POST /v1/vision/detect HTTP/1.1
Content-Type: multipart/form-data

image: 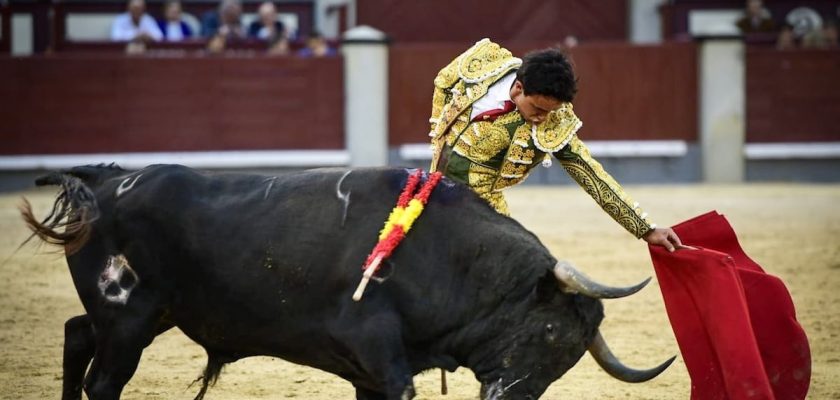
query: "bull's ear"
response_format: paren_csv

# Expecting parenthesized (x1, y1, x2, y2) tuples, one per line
(535, 270, 558, 303)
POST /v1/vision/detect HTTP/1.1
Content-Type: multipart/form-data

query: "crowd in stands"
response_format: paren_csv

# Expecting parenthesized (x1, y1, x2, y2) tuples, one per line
(97, 0, 840, 56)
(735, 0, 838, 49)
(108, 0, 335, 57)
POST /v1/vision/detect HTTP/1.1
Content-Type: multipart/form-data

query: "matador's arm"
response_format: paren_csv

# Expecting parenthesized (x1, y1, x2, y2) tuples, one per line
(553, 137, 655, 238)
(428, 53, 461, 135)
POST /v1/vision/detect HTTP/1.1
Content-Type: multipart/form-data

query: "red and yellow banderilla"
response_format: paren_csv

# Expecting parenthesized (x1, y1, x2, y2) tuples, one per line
(352, 170, 442, 301)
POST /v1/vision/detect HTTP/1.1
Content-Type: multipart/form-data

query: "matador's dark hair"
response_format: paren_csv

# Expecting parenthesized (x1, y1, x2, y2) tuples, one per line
(516, 48, 578, 102)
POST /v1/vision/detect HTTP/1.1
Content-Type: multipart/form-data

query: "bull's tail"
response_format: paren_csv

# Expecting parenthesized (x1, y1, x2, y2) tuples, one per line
(20, 170, 102, 255)
(190, 352, 229, 400)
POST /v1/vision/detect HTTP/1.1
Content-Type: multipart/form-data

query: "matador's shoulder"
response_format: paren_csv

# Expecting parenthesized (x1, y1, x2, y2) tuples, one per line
(533, 103, 583, 153)
(433, 38, 522, 89)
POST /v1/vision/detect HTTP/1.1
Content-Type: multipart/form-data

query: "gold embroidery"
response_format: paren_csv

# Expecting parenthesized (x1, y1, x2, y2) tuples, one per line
(447, 117, 470, 147)
(462, 122, 510, 164)
(533, 103, 582, 153)
(467, 163, 498, 195)
(457, 39, 522, 84)
(492, 123, 540, 191)
(558, 137, 653, 238)
(495, 110, 522, 126)
(499, 162, 527, 178)
(478, 191, 510, 215)
(507, 145, 536, 164)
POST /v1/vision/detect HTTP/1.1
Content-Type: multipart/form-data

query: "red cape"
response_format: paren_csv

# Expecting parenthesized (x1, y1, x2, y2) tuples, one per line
(649, 211, 810, 400)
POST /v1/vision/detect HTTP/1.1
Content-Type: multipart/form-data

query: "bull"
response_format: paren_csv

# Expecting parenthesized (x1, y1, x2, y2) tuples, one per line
(22, 164, 674, 400)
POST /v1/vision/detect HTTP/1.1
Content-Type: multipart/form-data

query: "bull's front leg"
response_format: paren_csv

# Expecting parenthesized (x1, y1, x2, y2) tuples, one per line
(333, 311, 416, 400)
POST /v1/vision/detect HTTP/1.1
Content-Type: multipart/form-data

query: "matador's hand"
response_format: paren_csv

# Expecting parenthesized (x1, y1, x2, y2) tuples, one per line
(643, 227, 687, 252)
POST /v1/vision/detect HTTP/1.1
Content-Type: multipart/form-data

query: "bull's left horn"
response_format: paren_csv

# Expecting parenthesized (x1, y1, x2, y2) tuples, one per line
(588, 330, 676, 383)
(552, 261, 650, 299)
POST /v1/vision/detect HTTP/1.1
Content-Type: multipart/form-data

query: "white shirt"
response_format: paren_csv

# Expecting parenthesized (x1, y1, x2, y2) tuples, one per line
(165, 21, 184, 42)
(110, 13, 163, 42)
(469, 72, 517, 121)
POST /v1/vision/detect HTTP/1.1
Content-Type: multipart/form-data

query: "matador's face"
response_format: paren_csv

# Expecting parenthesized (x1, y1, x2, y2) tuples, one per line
(509, 80, 563, 125)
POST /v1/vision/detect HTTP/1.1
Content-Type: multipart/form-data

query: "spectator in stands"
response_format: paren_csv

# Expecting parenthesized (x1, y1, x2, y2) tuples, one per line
(297, 31, 336, 57)
(111, 0, 163, 42)
(777, 23, 797, 49)
(248, 2, 286, 42)
(803, 19, 839, 48)
(206, 34, 227, 54)
(157, 0, 193, 42)
(267, 35, 290, 56)
(201, 0, 245, 40)
(736, 0, 775, 34)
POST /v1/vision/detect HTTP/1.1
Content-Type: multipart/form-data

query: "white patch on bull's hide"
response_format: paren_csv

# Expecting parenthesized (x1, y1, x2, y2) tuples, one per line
(482, 373, 530, 400)
(97, 254, 139, 305)
(116, 174, 143, 197)
(335, 170, 353, 227)
(264, 176, 277, 199)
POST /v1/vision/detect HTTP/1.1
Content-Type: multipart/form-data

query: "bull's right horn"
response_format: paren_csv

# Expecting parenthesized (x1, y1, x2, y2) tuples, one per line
(588, 330, 676, 383)
(552, 261, 650, 299)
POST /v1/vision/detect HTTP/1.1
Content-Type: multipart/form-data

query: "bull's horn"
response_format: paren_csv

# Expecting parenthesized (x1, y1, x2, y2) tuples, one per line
(588, 330, 676, 383)
(552, 261, 650, 299)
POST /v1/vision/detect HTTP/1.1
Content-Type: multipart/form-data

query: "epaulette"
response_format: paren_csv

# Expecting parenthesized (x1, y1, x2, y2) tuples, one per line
(434, 38, 521, 89)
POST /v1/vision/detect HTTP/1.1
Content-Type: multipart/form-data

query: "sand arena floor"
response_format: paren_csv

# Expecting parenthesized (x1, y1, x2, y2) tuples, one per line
(1, 183, 838, 399)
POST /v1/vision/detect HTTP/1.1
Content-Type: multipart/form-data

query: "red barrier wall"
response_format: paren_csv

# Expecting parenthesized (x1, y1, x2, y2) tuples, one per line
(389, 42, 699, 145)
(0, 55, 344, 154)
(746, 48, 840, 142)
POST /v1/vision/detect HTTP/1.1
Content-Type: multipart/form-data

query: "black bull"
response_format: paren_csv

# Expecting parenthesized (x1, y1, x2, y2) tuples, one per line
(22, 164, 674, 400)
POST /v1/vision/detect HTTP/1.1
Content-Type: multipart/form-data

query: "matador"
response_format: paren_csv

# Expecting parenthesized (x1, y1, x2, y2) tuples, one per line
(428, 39, 682, 249)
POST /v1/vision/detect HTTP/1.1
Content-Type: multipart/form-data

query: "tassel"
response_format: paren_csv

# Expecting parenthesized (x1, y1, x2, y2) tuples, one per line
(542, 155, 552, 168)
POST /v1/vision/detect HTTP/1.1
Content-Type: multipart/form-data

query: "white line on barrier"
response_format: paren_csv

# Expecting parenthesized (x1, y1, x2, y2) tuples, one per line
(0, 150, 351, 170)
(399, 140, 689, 161)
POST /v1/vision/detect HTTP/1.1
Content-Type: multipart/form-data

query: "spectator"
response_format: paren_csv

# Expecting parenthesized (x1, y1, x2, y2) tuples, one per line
(111, 0, 163, 42)
(776, 23, 797, 49)
(206, 34, 227, 54)
(803, 19, 839, 48)
(248, 2, 286, 42)
(736, 0, 775, 34)
(267, 35, 290, 56)
(157, 0, 193, 42)
(201, 0, 245, 40)
(297, 32, 336, 57)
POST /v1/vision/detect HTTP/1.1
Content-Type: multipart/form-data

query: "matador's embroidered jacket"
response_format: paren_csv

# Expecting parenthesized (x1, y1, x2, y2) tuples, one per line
(429, 39, 655, 238)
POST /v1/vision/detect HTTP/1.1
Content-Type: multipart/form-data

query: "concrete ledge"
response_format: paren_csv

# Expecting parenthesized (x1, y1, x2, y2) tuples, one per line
(745, 142, 840, 160)
(0, 150, 351, 170)
(399, 140, 689, 161)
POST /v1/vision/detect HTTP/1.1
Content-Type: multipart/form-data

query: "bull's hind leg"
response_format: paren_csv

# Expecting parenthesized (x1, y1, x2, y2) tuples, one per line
(335, 312, 416, 400)
(82, 305, 164, 400)
(62, 315, 95, 400)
